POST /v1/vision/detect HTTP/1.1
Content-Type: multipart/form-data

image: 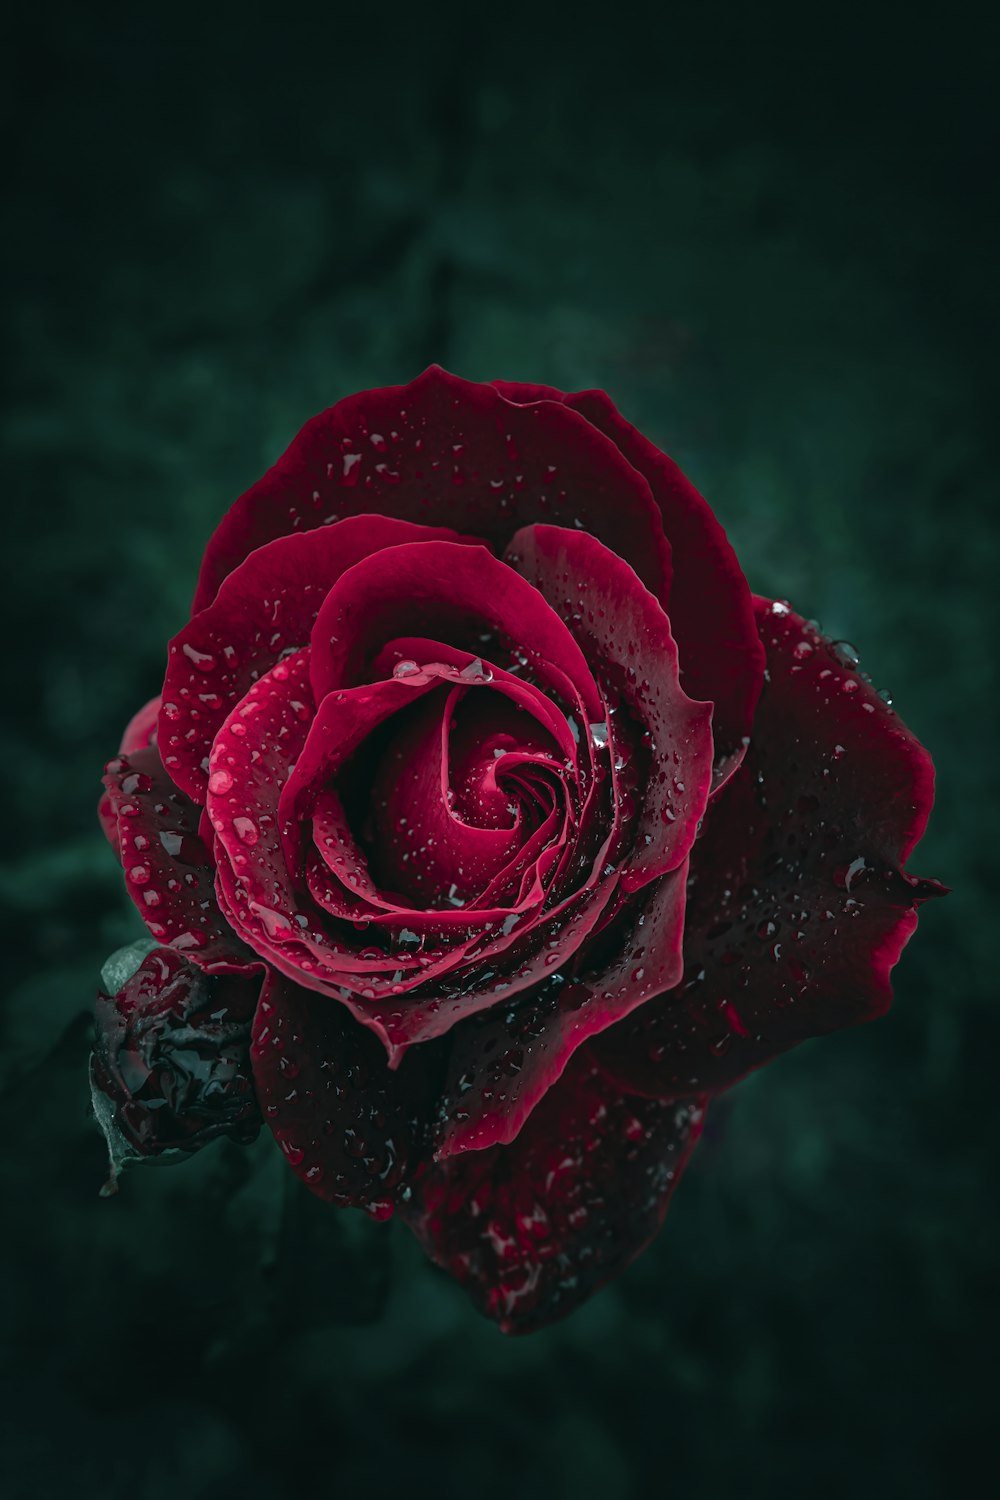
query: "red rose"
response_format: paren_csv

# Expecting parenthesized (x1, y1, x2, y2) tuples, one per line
(96, 367, 942, 1331)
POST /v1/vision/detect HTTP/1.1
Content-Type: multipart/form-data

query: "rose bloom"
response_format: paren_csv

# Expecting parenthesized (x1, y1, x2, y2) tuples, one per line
(96, 367, 942, 1332)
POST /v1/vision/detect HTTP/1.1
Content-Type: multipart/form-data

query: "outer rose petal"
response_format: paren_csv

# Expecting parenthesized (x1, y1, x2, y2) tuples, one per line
(401, 1047, 707, 1334)
(120, 696, 162, 754)
(250, 969, 429, 1220)
(192, 366, 671, 616)
(494, 379, 765, 784)
(98, 696, 164, 851)
(102, 745, 257, 973)
(431, 860, 689, 1158)
(593, 599, 944, 1099)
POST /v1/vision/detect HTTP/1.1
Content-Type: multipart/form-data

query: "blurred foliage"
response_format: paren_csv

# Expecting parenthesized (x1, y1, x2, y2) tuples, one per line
(1, 3, 995, 1497)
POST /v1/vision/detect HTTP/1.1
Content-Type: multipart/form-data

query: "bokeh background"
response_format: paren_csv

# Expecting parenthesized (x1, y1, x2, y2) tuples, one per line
(2, 4, 996, 1497)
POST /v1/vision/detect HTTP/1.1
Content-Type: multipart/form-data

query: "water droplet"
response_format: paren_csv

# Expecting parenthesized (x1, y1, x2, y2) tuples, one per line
(233, 816, 258, 845)
(209, 768, 234, 795)
(460, 657, 494, 683)
(182, 642, 217, 673)
(392, 659, 421, 678)
(832, 640, 860, 668)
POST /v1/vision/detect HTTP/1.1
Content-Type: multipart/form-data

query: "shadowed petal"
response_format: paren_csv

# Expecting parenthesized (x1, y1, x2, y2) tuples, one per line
(593, 598, 943, 1099)
(402, 1047, 706, 1334)
(431, 861, 689, 1158)
(193, 366, 671, 616)
(250, 969, 430, 1220)
(493, 379, 764, 784)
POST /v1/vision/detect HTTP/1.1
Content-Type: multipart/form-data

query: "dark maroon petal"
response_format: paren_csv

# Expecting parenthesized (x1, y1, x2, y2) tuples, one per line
(161, 515, 473, 804)
(505, 524, 714, 889)
(432, 861, 689, 1158)
(309, 538, 602, 719)
(192, 366, 671, 616)
(494, 380, 764, 785)
(102, 745, 257, 972)
(250, 969, 428, 1219)
(593, 598, 943, 1099)
(93, 947, 262, 1161)
(401, 1047, 707, 1334)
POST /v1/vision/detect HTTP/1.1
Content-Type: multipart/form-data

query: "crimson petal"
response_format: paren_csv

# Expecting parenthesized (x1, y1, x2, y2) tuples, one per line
(101, 745, 256, 972)
(401, 1047, 706, 1334)
(250, 969, 429, 1219)
(161, 515, 473, 803)
(432, 860, 689, 1158)
(493, 380, 764, 785)
(98, 696, 164, 851)
(505, 524, 713, 889)
(593, 598, 943, 1099)
(120, 696, 161, 753)
(192, 366, 671, 616)
(309, 538, 602, 719)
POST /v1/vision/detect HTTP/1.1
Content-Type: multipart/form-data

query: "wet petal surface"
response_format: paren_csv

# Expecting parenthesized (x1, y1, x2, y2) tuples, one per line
(193, 366, 671, 617)
(250, 969, 429, 1219)
(402, 1047, 706, 1334)
(593, 598, 942, 1098)
(161, 515, 472, 803)
(493, 379, 764, 783)
(102, 744, 256, 971)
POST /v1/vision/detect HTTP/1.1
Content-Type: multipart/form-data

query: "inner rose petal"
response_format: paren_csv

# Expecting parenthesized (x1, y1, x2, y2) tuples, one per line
(367, 687, 568, 910)
(308, 538, 602, 721)
(162, 514, 479, 804)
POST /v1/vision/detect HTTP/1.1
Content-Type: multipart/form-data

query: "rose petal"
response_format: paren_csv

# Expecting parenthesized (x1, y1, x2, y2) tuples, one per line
(505, 524, 714, 889)
(120, 696, 161, 753)
(161, 515, 473, 803)
(250, 968, 430, 1219)
(401, 1047, 706, 1333)
(309, 538, 602, 720)
(193, 366, 671, 617)
(98, 696, 164, 852)
(593, 598, 943, 1099)
(494, 380, 764, 785)
(101, 745, 256, 972)
(431, 860, 689, 1157)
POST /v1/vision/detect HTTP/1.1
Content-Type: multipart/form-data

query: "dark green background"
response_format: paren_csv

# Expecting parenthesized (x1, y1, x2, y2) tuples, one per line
(2, 5, 995, 1497)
